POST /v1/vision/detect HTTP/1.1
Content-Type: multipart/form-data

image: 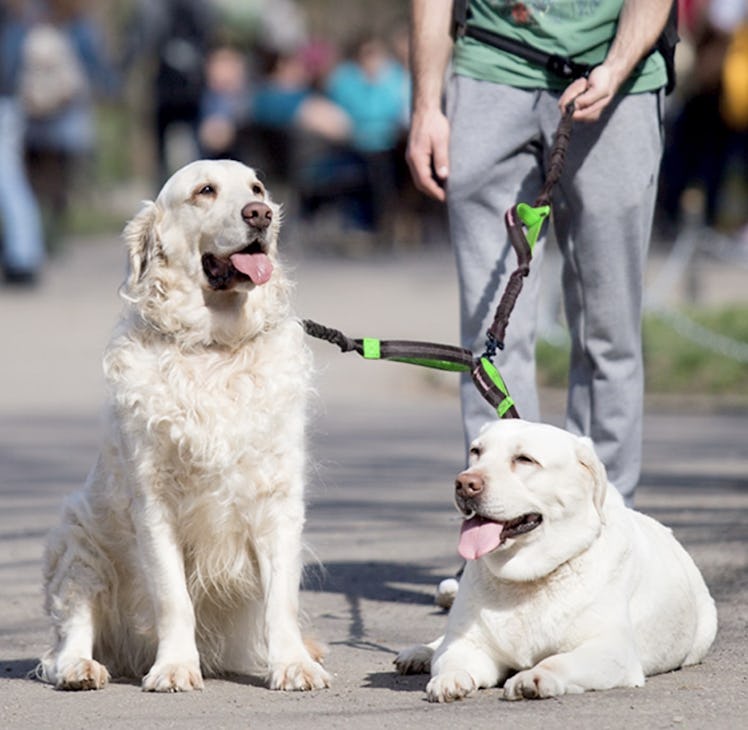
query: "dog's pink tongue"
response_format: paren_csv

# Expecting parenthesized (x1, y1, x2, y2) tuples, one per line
(230, 252, 273, 285)
(458, 516, 504, 560)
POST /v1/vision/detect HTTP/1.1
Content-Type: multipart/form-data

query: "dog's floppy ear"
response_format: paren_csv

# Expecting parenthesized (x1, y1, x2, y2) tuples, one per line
(575, 436, 607, 520)
(123, 201, 160, 292)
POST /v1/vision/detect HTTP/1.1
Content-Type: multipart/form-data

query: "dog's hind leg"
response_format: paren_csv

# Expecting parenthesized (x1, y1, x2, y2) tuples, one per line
(38, 510, 110, 690)
(502, 636, 645, 700)
(395, 636, 443, 675)
(39, 599, 110, 690)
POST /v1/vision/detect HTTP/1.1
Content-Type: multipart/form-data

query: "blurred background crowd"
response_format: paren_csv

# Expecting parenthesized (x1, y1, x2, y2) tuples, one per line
(0, 0, 746, 287)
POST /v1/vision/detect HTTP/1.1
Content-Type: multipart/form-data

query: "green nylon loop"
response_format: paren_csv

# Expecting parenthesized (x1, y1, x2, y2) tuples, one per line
(479, 357, 508, 394)
(516, 203, 550, 251)
(497, 395, 516, 418)
(479, 357, 515, 417)
(362, 338, 381, 359)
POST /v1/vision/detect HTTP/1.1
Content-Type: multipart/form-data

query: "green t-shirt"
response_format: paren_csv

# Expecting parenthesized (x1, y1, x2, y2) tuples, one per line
(454, 0, 667, 93)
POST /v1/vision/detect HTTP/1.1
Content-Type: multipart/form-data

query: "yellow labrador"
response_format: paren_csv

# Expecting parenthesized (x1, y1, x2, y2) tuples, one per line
(38, 160, 329, 693)
(397, 420, 717, 702)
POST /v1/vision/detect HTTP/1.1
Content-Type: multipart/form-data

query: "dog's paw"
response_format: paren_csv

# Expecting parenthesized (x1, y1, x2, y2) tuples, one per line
(394, 644, 434, 675)
(269, 660, 331, 691)
(142, 662, 204, 692)
(426, 670, 477, 703)
(503, 667, 566, 700)
(54, 658, 110, 691)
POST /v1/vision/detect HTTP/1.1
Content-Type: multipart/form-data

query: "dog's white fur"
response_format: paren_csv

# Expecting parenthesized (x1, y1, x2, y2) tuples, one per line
(38, 159, 330, 692)
(396, 419, 717, 702)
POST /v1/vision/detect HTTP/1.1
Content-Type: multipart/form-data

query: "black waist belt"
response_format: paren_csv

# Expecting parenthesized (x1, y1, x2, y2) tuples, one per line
(463, 24, 594, 80)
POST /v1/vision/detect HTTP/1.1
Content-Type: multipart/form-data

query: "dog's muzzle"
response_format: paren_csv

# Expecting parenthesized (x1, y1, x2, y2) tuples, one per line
(202, 241, 273, 290)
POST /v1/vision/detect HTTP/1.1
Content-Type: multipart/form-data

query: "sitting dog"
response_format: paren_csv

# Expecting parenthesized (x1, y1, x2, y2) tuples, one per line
(396, 419, 717, 702)
(38, 159, 330, 693)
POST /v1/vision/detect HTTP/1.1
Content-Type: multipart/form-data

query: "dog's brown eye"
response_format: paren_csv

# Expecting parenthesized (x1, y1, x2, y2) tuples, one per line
(198, 184, 216, 196)
(513, 454, 537, 466)
(251, 183, 264, 196)
(469, 446, 481, 458)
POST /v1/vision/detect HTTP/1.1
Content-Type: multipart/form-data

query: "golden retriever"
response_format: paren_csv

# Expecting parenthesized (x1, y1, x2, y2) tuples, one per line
(396, 420, 717, 702)
(37, 159, 330, 693)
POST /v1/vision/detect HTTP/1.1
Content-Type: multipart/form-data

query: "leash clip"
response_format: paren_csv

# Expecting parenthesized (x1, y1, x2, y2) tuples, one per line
(482, 333, 504, 363)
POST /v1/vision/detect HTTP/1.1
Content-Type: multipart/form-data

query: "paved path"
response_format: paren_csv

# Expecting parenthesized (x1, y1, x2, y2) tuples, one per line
(1, 234, 746, 729)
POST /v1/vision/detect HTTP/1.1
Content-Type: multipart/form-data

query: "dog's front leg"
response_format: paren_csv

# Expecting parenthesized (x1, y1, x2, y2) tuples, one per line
(258, 507, 330, 691)
(39, 498, 111, 691)
(502, 636, 645, 700)
(426, 634, 502, 702)
(134, 489, 204, 692)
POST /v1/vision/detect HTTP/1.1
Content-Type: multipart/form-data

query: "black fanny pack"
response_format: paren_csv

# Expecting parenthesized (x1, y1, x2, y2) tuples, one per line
(452, 0, 678, 93)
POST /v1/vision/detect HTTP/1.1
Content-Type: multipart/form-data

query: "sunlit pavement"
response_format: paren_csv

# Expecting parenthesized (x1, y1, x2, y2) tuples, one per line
(1, 233, 746, 729)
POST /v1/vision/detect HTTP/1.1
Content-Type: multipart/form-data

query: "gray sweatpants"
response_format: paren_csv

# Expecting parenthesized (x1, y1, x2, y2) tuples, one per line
(446, 76, 663, 506)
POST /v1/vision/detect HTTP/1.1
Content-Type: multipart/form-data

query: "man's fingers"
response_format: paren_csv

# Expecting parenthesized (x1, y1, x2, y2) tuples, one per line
(558, 77, 589, 111)
(407, 150, 447, 202)
(405, 112, 450, 202)
(432, 145, 449, 181)
(572, 96, 611, 122)
(571, 85, 614, 121)
(418, 170, 447, 202)
(565, 64, 619, 121)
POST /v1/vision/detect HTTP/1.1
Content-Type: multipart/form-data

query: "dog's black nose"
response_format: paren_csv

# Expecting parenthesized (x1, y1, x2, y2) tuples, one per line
(242, 202, 272, 230)
(455, 472, 484, 499)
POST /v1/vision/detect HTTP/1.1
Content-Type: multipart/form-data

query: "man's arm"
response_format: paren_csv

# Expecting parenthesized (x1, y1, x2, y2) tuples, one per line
(406, 0, 454, 201)
(559, 0, 673, 122)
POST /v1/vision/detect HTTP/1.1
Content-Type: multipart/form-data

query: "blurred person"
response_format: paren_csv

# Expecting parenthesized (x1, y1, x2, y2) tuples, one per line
(326, 32, 409, 157)
(198, 45, 250, 160)
(297, 38, 339, 91)
(408, 0, 673, 508)
(719, 4, 748, 131)
(250, 45, 350, 144)
(12, 0, 114, 249)
(659, 0, 747, 233)
(714, 0, 748, 243)
(0, 0, 44, 284)
(324, 32, 410, 235)
(245, 43, 351, 202)
(124, 0, 215, 186)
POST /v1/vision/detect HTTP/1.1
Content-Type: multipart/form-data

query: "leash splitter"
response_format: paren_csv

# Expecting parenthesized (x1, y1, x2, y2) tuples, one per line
(304, 102, 575, 421)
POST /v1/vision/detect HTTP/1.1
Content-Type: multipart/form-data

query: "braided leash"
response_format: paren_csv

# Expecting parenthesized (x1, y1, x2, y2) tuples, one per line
(484, 100, 575, 356)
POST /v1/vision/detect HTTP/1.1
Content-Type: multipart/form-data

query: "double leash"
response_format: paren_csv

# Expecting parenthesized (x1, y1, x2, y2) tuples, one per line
(304, 101, 576, 420)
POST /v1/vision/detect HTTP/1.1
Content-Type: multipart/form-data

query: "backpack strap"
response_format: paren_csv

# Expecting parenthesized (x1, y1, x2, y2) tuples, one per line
(655, 1, 680, 95)
(463, 24, 594, 81)
(452, 0, 471, 38)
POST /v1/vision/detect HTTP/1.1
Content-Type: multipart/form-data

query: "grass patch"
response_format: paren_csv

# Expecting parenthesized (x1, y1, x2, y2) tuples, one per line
(536, 305, 748, 395)
(63, 202, 126, 237)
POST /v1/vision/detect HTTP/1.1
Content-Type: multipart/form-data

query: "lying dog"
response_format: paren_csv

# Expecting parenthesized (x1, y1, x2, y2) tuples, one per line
(38, 159, 330, 693)
(396, 420, 717, 702)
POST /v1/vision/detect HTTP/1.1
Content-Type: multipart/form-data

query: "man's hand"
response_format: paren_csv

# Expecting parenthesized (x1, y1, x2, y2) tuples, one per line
(559, 65, 620, 122)
(406, 109, 450, 202)
(560, 0, 673, 122)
